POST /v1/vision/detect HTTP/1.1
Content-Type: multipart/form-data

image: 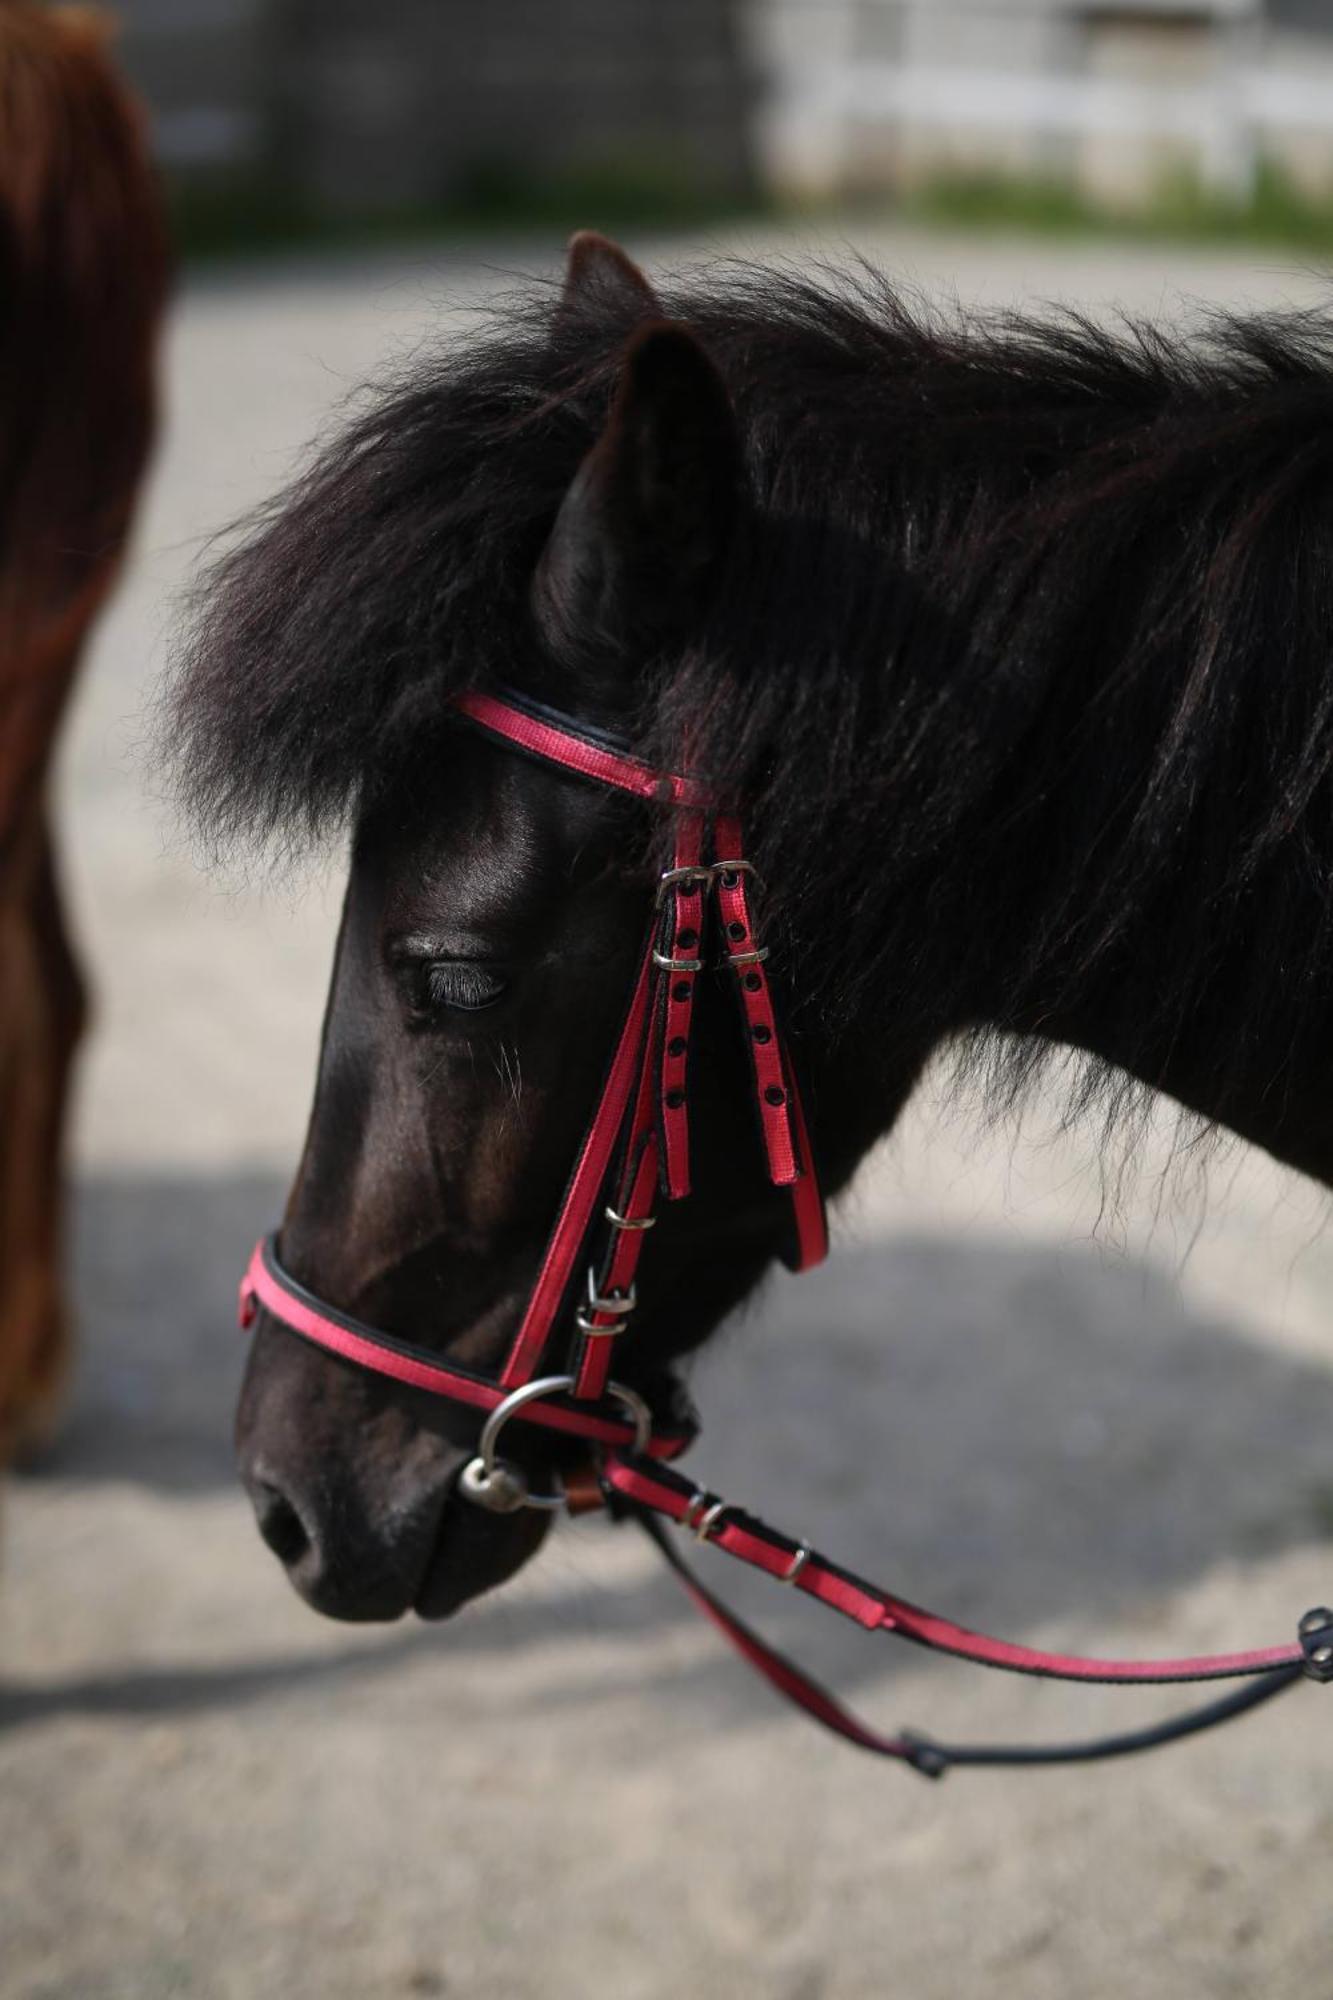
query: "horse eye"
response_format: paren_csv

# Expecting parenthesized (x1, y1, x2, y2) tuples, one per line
(415, 962, 508, 1017)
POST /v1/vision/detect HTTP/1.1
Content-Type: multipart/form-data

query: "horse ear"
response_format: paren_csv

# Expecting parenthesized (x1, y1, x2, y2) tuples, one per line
(558, 231, 661, 330)
(534, 320, 739, 671)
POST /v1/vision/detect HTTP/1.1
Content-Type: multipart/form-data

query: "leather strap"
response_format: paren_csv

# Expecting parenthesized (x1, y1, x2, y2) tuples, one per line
(240, 1236, 694, 1460)
(636, 1514, 1307, 1777)
(602, 1453, 1306, 1683)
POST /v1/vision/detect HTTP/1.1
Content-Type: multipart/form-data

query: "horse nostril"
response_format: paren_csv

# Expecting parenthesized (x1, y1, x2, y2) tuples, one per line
(251, 1479, 311, 1566)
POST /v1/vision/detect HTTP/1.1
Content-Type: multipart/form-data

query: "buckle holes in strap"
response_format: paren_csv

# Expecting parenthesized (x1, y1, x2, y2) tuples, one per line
(672, 981, 693, 1002)
(765, 1086, 787, 1107)
(665, 1089, 686, 1110)
(744, 972, 762, 992)
(752, 1025, 772, 1045)
(667, 1036, 688, 1057)
(677, 930, 699, 951)
(727, 921, 747, 941)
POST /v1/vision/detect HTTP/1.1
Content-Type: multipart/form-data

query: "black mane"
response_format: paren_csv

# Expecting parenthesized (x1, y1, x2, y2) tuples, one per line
(168, 258, 1333, 1137)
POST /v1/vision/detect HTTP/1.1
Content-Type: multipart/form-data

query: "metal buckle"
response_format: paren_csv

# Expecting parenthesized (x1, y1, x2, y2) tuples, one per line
(683, 1489, 732, 1543)
(652, 951, 704, 973)
(656, 865, 713, 906)
(575, 1268, 636, 1336)
(711, 858, 756, 885)
(722, 946, 770, 969)
(458, 1374, 653, 1514)
(584, 1269, 637, 1316)
(604, 1205, 655, 1233)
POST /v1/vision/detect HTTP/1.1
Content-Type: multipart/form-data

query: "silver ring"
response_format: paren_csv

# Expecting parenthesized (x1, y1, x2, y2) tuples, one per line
(458, 1374, 654, 1514)
(475, 1374, 652, 1470)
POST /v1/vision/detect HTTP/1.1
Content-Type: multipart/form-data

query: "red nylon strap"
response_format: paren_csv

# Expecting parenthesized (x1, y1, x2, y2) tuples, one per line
(783, 1074, 829, 1273)
(657, 815, 707, 1200)
(570, 815, 708, 1401)
(455, 696, 825, 1389)
(572, 1130, 659, 1401)
(639, 1512, 922, 1764)
(498, 934, 655, 1389)
(454, 690, 712, 808)
(714, 815, 799, 1187)
(602, 1455, 1305, 1684)
(238, 1238, 691, 1459)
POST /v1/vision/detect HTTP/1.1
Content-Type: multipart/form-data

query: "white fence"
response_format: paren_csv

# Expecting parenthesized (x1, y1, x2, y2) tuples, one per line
(748, 1, 1333, 202)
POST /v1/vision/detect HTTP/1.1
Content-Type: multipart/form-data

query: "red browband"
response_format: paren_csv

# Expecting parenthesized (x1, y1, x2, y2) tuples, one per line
(240, 688, 1329, 1777)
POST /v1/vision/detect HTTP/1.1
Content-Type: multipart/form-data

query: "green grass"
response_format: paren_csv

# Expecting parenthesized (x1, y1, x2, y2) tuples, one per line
(169, 155, 766, 265)
(906, 159, 1333, 254)
(169, 153, 1333, 268)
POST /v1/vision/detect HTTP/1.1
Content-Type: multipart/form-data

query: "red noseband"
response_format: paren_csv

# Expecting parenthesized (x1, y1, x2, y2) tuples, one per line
(240, 688, 1328, 1777)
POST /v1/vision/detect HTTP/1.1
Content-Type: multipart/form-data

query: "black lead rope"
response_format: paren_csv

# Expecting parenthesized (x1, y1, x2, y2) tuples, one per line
(897, 1666, 1304, 1777)
(633, 1511, 1312, 1778)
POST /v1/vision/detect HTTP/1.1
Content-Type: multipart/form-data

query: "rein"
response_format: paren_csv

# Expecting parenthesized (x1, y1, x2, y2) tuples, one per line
(240, 688, 1331, 1777)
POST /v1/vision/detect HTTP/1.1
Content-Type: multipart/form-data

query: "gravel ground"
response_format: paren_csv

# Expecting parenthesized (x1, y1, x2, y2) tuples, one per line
(3, 221, 1333, 1999)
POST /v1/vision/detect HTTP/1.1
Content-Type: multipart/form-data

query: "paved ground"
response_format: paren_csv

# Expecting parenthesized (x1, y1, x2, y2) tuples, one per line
(4, 221, 1333, 1999)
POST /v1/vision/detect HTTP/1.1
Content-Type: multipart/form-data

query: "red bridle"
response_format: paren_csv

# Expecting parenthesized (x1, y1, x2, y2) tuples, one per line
(240, 689, 1330, 1776)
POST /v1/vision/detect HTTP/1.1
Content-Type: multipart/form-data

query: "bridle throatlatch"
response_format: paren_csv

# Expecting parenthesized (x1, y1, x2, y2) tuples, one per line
(240, 688, 1331, 1777)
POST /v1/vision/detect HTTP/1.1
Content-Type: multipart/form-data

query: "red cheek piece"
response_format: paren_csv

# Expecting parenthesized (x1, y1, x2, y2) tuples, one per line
(656, 813, 707, 1201)
(713, 812, 799, 1187)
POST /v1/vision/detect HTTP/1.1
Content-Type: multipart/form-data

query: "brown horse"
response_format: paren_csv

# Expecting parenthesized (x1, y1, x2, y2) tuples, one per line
(0, 2, 167, 1456)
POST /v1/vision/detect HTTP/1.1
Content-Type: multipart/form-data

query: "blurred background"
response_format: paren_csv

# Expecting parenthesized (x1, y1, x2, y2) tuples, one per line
(5, 5, 1333, 1998)
(114, 0, 1333, 249)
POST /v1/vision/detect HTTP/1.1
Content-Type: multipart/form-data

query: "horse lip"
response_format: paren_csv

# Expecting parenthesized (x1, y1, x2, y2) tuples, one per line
(411, 1477, 552, 1619)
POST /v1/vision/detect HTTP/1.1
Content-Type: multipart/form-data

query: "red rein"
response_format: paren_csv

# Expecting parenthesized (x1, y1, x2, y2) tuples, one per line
(240, 688, 1329, 1776)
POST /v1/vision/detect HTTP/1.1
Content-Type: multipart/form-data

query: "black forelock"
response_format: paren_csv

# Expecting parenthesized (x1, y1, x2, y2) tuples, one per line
(166, 258, 1333, 1135)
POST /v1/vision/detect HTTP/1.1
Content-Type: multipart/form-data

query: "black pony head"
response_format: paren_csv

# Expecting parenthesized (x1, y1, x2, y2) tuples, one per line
(169, 235, 1333, 1618)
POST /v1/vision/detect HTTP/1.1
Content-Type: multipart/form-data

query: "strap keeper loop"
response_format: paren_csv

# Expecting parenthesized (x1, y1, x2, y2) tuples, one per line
(653, 951, 704, 974)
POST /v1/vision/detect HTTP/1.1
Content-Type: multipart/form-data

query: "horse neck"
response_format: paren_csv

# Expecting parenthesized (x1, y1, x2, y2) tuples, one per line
(802, 520, 1333, 1194)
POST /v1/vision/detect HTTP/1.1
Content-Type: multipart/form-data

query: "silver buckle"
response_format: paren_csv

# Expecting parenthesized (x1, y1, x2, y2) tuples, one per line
(575, 1267, 637, 1338)
(655, 865, 713, 906)
(605, 1205, 655, 1233)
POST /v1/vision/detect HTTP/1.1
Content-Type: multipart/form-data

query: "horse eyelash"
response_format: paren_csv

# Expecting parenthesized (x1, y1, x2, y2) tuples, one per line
(422, 962, 507, 1014)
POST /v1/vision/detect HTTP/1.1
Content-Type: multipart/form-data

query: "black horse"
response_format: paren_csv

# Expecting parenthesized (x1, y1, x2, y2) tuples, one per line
(170, 233, 1333, 1623)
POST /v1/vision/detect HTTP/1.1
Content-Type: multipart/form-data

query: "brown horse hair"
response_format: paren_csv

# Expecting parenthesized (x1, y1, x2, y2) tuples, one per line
(0, 1, 168, 1450)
